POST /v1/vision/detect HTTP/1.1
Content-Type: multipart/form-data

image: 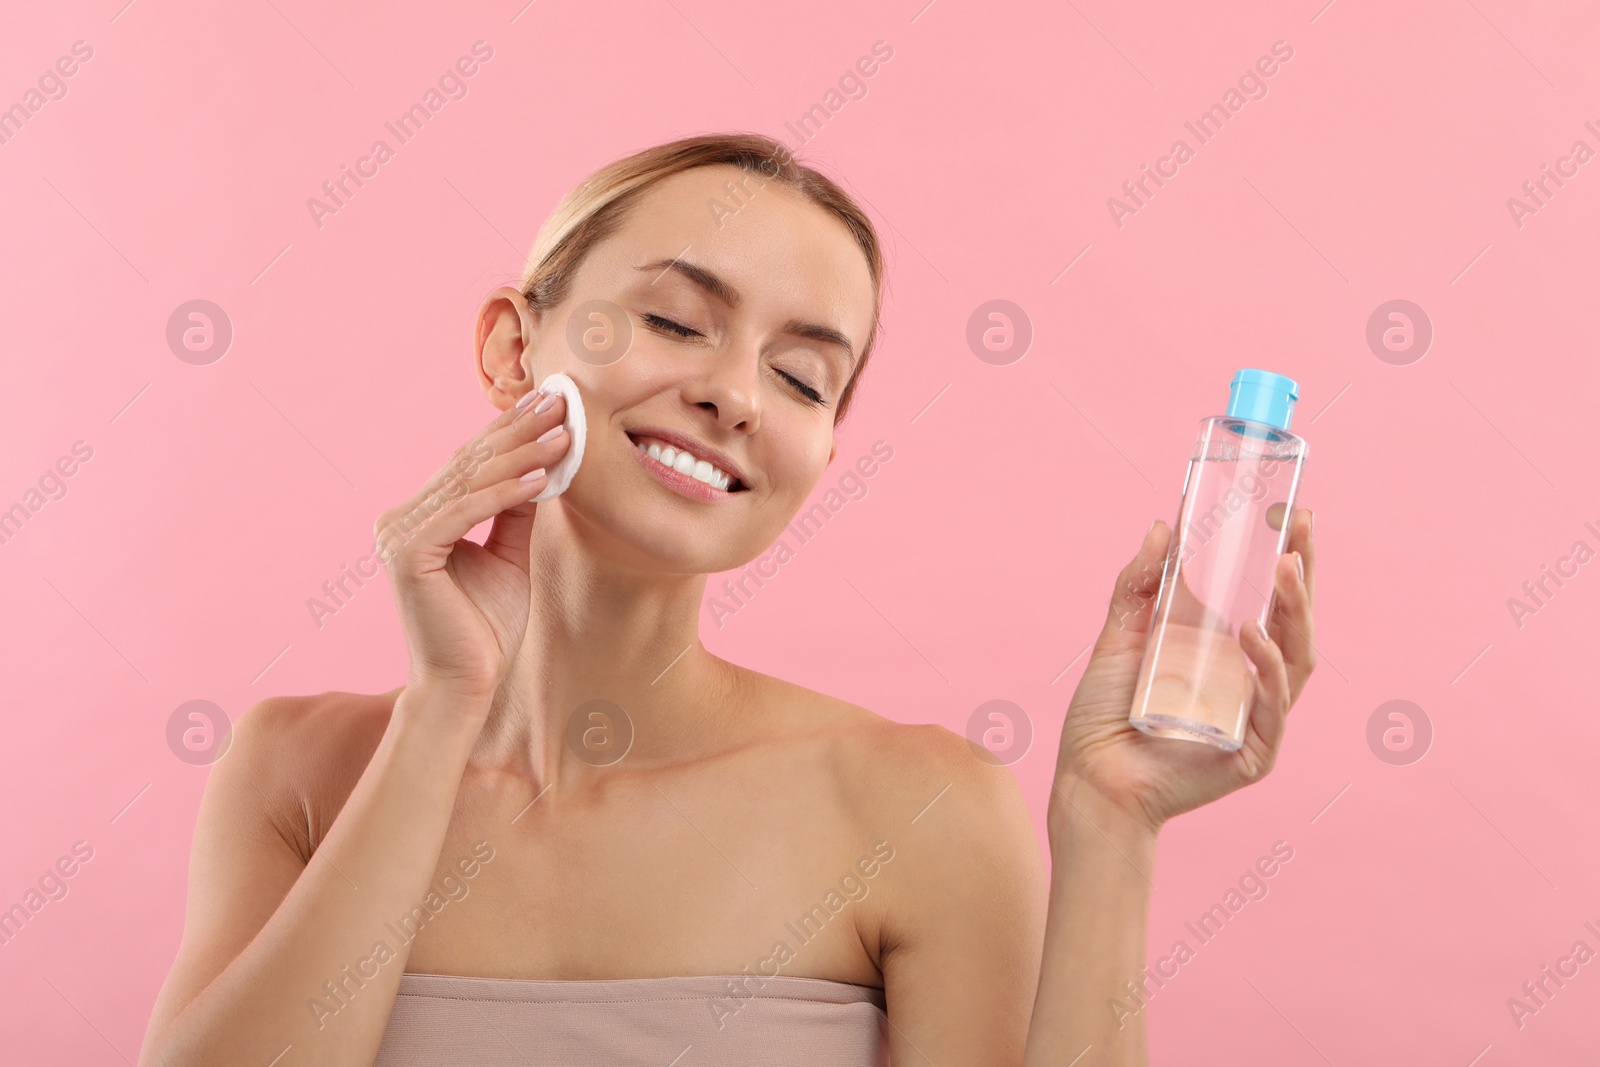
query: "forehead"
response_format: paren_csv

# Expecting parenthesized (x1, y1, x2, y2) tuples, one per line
(587, 164, 876, 335)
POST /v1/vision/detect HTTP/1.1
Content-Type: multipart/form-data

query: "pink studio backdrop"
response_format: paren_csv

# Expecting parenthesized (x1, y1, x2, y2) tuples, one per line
(2, 0, 1596, 1063)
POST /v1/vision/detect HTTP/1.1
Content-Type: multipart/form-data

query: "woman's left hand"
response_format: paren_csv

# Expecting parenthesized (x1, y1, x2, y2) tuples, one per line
(1053, 508, 1318, 835)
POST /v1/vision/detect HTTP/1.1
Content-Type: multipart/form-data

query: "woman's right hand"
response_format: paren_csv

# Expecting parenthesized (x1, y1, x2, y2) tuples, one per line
(375, 385, 572, 717)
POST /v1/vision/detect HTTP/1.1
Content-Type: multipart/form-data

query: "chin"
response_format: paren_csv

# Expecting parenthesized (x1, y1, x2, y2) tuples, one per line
(555, 481, 774, 577)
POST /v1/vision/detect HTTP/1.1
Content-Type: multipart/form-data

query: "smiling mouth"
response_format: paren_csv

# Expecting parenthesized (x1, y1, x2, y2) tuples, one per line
(626, 432, 749, 492)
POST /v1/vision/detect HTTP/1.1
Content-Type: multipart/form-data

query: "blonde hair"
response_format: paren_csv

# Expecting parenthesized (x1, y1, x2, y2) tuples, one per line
(519, 132, 885, 424)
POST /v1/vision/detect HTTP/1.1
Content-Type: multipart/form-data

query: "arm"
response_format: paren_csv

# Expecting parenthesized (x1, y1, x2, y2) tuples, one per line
(875, 741, 1050, 1067)
(137, 688, 485, 1067)
(140, 378, 571, 1065)
(1025, 777, 1157, 1065)
(877, 512, 1315, 1065)
(1021, 508, 1318, 1065)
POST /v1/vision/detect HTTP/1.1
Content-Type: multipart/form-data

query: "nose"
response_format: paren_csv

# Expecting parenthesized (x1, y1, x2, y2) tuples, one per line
(680, 338, 762, 434)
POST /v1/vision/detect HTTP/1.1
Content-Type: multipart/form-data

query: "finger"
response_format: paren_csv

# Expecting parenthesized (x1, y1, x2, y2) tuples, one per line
(1265, 549, 1317, 707)
(475, 396, 572, 488)
(481, 492, 540, 572)
(1284, 506, 1315, 606)
(1100, 520, 1170, 640)
(388, 390, 565, 543)
(390, 386, 552, 526)
(478, 395, 574, 570)
(1238, 614, 1291, 765)
(481, 390, 568, 469)
(378, 470, 553, 570)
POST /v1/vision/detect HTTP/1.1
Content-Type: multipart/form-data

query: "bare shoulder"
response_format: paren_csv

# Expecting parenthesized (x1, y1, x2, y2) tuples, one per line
(745, 670, 1047, 963)
(229, 687, 401, 860)
(746, 669, 1038, 843)
(240, 685, 398, 745)
(136, 687, 404, 1063)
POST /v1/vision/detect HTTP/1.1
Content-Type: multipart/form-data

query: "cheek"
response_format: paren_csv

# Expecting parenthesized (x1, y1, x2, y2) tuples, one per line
(764, 424, 834, 496)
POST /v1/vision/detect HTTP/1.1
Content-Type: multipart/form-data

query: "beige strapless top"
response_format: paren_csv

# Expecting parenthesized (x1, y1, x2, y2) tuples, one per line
(373, 971, 891, 1066)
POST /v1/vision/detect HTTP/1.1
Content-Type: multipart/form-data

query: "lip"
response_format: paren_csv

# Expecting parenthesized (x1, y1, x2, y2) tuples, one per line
(628, 435, 743, 503)
(624, 426, 751, 488)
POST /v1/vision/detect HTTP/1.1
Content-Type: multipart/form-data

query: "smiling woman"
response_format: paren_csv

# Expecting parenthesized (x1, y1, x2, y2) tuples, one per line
(518, 136, 880, 420)
(137, 131, 1318, 1067)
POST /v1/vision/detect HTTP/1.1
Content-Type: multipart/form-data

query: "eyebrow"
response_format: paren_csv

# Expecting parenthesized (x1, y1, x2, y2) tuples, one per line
(636, 258, 857, 366)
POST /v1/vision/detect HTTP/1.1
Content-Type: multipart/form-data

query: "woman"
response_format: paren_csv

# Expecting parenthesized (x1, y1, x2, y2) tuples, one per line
(136, 133, 1316, 1066)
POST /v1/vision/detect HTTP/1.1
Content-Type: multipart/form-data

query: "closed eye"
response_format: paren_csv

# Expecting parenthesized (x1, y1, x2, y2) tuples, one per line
(643, 313, 700, 338)
(645, 314, 825, 405)
(778, 370, 824, 404)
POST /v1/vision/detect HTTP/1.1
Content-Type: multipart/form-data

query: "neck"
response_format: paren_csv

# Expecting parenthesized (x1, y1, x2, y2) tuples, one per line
(468, 504, 740, 788)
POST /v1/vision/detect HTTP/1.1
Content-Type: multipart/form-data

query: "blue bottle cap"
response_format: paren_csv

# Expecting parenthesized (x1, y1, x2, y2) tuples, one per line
(1225, 368, 1299, 431)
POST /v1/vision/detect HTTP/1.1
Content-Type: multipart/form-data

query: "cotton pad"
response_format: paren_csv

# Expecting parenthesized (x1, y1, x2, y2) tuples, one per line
(528, 372, 586, 502)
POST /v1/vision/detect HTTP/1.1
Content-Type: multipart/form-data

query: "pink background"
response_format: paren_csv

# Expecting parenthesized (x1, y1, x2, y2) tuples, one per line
(3, 0, 1597, 1062)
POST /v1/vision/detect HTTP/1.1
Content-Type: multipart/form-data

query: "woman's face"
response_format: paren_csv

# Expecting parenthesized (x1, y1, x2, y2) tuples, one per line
(479, 163, 877, 575)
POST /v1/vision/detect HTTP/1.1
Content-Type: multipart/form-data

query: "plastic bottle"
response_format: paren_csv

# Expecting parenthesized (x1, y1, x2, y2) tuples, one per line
(1128, 369, 1308, 750)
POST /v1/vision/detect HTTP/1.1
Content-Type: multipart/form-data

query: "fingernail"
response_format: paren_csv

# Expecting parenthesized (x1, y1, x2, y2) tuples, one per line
(520, 467, 547, 483)
(1293, 551, 1305, 584)
(1308, 508, 1315, 537)
(515, 388, 542, 410)
(533, 393, 558, 415)
(536, 425, 564, 443)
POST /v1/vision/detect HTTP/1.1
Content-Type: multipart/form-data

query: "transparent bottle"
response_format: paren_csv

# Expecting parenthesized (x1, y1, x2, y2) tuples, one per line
(1128, 369, 1308, 751)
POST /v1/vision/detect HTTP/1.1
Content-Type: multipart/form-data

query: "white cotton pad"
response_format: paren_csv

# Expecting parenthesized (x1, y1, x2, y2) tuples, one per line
(528, 371, 586, 502)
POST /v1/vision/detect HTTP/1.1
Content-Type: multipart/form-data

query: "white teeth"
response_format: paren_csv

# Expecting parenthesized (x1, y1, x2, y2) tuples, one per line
(637, 437, 734, 491)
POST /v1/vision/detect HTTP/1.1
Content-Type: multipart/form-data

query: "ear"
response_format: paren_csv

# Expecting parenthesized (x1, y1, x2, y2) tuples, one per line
(475, 286, 542, 410)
